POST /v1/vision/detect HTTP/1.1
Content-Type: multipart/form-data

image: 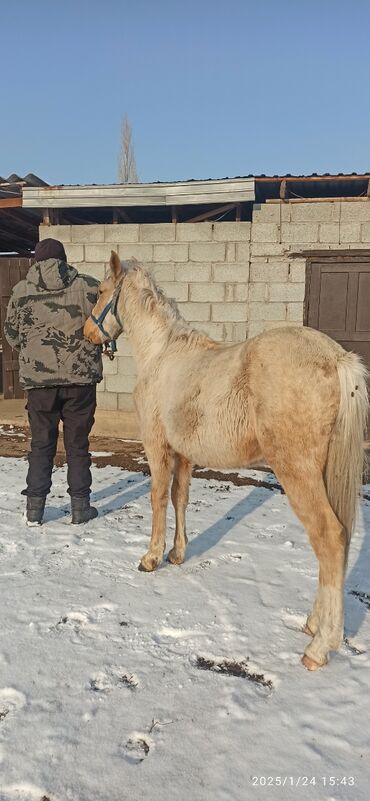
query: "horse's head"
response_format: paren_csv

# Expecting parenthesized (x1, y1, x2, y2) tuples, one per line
(84, 251, 124, 349)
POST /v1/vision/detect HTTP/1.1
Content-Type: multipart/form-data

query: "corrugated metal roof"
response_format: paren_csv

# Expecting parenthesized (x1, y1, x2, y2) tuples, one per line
(0, 173, 48, 199)
(0, 174, 48, 254)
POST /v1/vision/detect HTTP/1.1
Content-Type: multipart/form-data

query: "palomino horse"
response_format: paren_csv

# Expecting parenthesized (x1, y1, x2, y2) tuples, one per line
(84, 252, 368, 670)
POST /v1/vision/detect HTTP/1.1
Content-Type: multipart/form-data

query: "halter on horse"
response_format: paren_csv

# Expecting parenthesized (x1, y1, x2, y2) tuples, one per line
(90, 282, 123, 360)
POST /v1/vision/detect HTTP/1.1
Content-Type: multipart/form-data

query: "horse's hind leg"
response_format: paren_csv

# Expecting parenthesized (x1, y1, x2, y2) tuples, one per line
(139, 441, 173, 572)
(271, 465, 347, 669)
(168, 454, 192, 566)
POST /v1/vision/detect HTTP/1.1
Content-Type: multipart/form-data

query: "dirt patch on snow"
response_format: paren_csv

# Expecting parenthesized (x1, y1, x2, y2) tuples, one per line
(0, 424, 280, 490)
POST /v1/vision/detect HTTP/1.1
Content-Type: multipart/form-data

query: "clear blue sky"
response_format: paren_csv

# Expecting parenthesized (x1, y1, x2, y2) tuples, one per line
(2, 0, 370, 185)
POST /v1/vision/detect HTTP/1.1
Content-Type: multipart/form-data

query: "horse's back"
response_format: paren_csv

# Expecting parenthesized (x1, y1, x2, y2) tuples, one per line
(247, 326, 343, 467)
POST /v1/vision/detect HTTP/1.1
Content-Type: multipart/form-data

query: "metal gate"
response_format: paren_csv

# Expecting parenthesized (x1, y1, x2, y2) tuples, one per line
(0, 257, 32, 398)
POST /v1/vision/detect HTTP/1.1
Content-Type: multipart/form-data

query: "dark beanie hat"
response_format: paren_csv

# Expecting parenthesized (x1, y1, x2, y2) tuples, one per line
(34, 238, 67, 262)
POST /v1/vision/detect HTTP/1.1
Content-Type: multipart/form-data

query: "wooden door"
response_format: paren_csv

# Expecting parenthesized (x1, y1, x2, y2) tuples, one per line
(307, 259, 370, 374)
(306, 257, 370, 438)
(0, 257, 31, 398)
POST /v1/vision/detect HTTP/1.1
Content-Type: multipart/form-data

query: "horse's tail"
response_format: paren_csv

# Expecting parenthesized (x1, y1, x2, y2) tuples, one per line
(325, 351, 369, 546)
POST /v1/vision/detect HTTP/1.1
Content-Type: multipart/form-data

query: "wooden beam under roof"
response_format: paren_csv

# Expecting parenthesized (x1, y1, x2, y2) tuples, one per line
(187, 203, 238, 224)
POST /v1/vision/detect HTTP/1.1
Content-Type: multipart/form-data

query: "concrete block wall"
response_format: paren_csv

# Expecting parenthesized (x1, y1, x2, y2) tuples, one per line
(248, 200, 370, 337)
(39, 222, 251, 412)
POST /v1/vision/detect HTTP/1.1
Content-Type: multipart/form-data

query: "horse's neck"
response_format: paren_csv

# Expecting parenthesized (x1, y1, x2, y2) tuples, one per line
(119, 288, 172, 372)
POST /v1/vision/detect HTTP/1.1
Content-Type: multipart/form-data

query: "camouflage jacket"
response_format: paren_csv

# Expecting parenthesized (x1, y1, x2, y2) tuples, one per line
(4, 258, 103, 389)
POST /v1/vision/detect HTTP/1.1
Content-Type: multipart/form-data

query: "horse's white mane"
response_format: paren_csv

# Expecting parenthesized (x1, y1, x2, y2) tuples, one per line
(123, 260, 212, 348)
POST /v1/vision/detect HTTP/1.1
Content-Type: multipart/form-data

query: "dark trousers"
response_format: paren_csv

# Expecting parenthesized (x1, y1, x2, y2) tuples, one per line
(24, 385, 96, 498)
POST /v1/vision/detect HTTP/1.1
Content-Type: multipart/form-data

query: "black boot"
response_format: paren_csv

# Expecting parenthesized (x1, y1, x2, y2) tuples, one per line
(71, 497, 98, 525)
(26, 496, 46, 526)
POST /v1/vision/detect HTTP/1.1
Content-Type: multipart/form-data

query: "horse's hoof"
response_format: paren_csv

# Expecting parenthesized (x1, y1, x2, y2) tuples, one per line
(138, 556, 159, 572)
(301, 654, 325, 671)
(167, 549, 185, 566)
(302, 623, 314, 636)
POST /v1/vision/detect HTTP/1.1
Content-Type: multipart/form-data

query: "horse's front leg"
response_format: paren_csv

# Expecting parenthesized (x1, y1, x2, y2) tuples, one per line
(139, 444, 173, 572)
(168, 454, 192, 566)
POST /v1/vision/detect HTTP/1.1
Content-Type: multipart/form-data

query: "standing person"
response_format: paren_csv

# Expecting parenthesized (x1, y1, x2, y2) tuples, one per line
(4, 238, 103, 526)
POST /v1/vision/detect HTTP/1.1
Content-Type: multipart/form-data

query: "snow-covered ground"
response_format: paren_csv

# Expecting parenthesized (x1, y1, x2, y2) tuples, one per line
(0, 456, 369, 801)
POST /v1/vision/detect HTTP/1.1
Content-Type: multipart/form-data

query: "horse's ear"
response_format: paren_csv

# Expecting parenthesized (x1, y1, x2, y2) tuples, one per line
(110, 251, 122, 283)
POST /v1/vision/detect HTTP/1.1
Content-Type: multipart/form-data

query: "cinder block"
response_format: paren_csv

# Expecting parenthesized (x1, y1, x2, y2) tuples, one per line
(39, 224, 71, 242)
(140, 224, 176, 242)
(232, 322, 248, 341)
(251, 242, 287, 257)
(287, 302, 304, 322)
(340, 222, 361, 243)
(361, 223, 370, 242)
(281, 223, 319, 243)
(249, 302, 286, 321)
(96, 391, 118, 410)
(102, 356, 118, 375)
(212, 263, 249, 282)
(226, 243, 236, 262)
(250, 262, 288, 282)
(189, 243, 226, 262)
(224, 284, 234, 301)
(178, 302, 210, 322)
(319, 223, 340, 243)
(160, 282, 189, 301)
(64, 243, 84, 263)
(340, 201, 370, 222)
(71, 225, 104, 243)
(288, 261, 306, 282)
(264, 320, 298, 331)
(105, 224, 139, 243)
(223, 322, 233, 341)
(189, 283, 224, 302)
(268, 283, 305, 302)
(252, 204, 281, 223)
(85, 244, 114, 262)
(106, 374, 137, 393)
(211, 303, 247, 322)
(251, 223, 280, 243)
(212, 222, 251, 242)
(176, 223, 213, 241)
(249, 283, 267, 301)
(247, 321, 264, 338)
(234, 283, 248, 302)
(118, 393, 136, 412)
(118, 243, 153, 261)
(175, 263, 211, 282)
(147, 262, 175, 282)
(198, 321, 225, 340)
(280, 205, 292, 223)
(80, 263, 105, 281)
(96, 378, 105, 392)
(290, 202, 340, 222)
(154, 244, 188, 262)
(236, 242, 250, 262)
(117, 356, 137, 377)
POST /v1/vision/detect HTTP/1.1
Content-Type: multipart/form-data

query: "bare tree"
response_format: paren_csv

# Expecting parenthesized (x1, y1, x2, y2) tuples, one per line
(118, 115, 138, 183)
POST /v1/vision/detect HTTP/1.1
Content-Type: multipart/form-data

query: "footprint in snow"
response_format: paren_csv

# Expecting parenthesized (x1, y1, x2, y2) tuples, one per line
(281, 609, 307, 633)
(0, 688, 26, 721)
(122, 733, 152, 764)
(89, 667, 139, 693)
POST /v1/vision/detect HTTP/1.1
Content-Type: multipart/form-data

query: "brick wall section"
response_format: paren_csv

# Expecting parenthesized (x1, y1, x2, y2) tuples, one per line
(248, 200, 370, 337)
(40, 222, 251, 411)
